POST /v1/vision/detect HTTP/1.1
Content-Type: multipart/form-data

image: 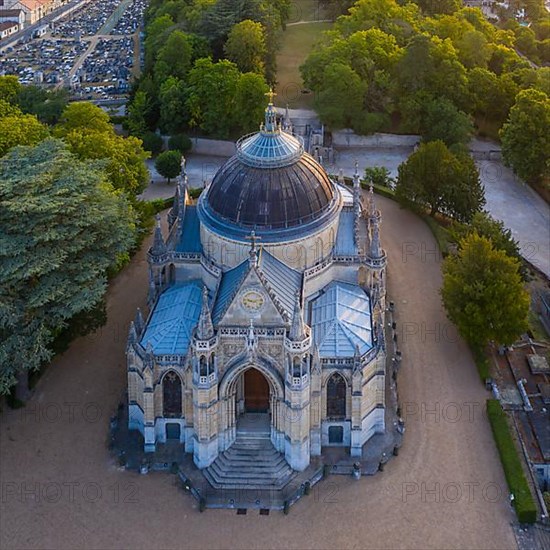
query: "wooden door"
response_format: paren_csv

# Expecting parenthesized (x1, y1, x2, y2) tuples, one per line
(244, 369, 269, 412)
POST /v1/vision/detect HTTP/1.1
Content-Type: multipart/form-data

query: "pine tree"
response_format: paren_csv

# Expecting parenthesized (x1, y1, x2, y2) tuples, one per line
(0, 139, 135, 393)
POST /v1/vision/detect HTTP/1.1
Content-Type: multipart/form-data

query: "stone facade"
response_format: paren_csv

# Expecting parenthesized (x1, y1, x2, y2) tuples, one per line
(126, 102, 388, 472)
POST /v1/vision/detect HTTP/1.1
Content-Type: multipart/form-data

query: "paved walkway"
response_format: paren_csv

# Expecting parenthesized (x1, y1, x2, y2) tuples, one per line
(0, 195, 517, 549)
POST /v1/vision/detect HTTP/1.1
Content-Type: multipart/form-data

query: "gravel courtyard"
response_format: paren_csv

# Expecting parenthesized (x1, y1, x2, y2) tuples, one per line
(0, 195, 517, 549)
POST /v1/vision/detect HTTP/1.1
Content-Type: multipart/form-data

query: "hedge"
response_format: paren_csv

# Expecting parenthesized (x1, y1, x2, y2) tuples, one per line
(471, 345, 490, 381)
(486, 399, 538, 524)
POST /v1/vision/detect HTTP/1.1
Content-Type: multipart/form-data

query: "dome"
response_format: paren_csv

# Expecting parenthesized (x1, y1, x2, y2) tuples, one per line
(204, 96, 335, 230)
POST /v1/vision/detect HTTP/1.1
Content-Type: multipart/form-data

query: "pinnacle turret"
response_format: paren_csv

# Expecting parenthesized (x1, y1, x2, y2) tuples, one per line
(151, 214, 166, 256)
(289, 291, 307, 341)
(196, 286, 214, 340)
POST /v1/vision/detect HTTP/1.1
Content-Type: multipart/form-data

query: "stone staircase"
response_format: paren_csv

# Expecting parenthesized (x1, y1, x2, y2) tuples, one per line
(203, 430, 296, 490)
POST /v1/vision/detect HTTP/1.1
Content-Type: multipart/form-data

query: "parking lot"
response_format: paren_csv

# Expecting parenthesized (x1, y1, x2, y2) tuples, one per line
(51, 0, 124, 38)
(0, 0, 144, 97)
(0, 38, 88, 86)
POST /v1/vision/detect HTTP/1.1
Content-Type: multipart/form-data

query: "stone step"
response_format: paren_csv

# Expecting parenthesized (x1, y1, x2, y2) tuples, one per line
(203, 470, 294, 491)
(203, 438, 296, 491)
(228, 442, 277, 456)
(210, 460, 288, 478)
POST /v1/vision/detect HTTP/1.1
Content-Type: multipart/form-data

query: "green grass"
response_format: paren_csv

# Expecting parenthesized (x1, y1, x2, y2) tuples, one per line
(275, 22, 332, 109)
(486, 399, 538, 524)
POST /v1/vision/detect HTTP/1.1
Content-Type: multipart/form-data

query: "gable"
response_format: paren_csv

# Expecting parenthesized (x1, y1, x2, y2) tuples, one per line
(215, 267, 286, 327)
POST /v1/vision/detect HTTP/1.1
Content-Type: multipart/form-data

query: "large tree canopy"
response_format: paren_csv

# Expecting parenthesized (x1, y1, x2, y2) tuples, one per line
(441, 233, 529, 348)
(500, 88, 550, 184)
(396, 140, 485, 222)
(0, 139, 135, 393)
(56, 102, 150, 195)
(224, 19, 266, 74)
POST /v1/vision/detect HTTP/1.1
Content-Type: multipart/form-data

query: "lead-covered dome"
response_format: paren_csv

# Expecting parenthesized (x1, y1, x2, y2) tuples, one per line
(204, 97, 335, 230)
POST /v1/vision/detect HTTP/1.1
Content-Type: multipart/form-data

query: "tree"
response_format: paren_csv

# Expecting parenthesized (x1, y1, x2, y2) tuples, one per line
(396, 140, 485, 222)
(0, 139, 135, 394)
(456, 30, 491, 69)
(449, 211, 526, 278)
(142, 131, 164, 155)
(441, 233, 529, 348)
(234, 71, 269, 133)
(421, 97, 473, 147)
(126, 90, 151, 137)
(315, 63, 366, 129)
(0, 99, 21, 118)
(500, 89, 550, 184)
(415, 0, 460, 15)
(363, 166, 394, 187)
(0, 75, 22, 103)
(56, 102, 150, 195)
(155, 150, 181, 182)
(396, 34, 468, 111)
(16, 86, 69, 125)
(154, 30, 193, 82)
(0, 113, 49, 157)
(186, 58, 241, 137)
(63, 130, 150, 196)
(224, 20, 266, 74)
(56, 102, 112, 134)
(158, 77, 189, 135)
(168, 134, 192, 153)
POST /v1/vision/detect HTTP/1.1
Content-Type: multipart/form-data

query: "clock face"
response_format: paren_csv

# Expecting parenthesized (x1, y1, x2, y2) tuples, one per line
(241, 290, 265, 313)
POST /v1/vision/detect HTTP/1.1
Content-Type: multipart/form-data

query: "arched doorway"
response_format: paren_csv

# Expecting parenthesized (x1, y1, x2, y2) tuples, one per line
(243, 368, 269, 413)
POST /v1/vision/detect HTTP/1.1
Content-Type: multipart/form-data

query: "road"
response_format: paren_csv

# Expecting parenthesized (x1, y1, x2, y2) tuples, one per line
(0, 193, 517, 549)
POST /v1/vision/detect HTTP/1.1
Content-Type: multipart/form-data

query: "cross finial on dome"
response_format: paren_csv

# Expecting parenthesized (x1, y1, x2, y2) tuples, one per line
(263, 87, 278, 133)
(265, 87, 277, 104)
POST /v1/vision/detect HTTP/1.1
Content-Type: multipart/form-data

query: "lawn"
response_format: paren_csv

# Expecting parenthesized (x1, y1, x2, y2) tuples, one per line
(275, 21, 332, 109)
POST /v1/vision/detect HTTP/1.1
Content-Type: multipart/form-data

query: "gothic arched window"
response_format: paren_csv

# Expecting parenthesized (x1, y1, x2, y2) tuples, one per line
(199, 355, 207, 376)
(163, 371, 182, 417)
(327, 373, 346, 419)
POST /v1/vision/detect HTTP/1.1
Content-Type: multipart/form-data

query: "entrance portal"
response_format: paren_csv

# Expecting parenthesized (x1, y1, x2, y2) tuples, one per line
(244, 368, 269, 412)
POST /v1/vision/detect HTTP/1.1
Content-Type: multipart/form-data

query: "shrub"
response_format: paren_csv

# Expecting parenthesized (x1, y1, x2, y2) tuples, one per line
(486, 400, 538, 524)
(168, 133, 192, 153)
(471, 345, 490, 381)
(141, 131, 163, 155)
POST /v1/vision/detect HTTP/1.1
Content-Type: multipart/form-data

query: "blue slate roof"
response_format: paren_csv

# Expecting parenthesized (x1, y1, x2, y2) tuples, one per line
(175, 205, 202, 253)
(141, 282, 202, 355)
(258, 249, 302, 316)
(334, 209, 358, 256)
(212, 260, 250, 324)
(310, 282, 372, 358)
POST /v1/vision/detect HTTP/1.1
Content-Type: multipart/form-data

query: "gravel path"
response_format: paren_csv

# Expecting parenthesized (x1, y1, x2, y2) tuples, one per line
(0, 196, 517, 549)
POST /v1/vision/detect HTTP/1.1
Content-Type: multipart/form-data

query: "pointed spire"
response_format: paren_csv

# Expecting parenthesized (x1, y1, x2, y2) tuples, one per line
(367, 184, 376, 217)
(196, 286, 214, 340)
(369, 216, 382, 259)
(134, 308, 145, 336)
(144, 341, 154, 368)
(353, 161, 360, 187)
(127, 321, 137, 346)
(151, 214, 166, 256)
(148, 275, 157, 306)
(283, 103, 292, 133)
(168, 183, 180, 229)
(289, 291, 306, 341)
